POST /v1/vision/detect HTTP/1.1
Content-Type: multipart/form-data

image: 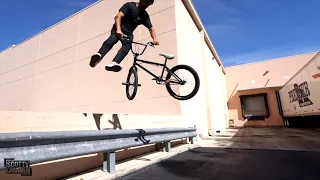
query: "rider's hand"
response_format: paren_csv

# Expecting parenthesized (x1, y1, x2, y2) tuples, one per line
(116, 30, 124, 38)
(153, 39, 159, 45)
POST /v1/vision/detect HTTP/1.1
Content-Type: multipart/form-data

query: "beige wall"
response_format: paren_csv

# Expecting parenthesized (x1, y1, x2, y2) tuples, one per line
(0, 0, 183, 133)
(0, 0, 229, 134)
(0, 0, 228, 179)
(0, 0, 179, 114)
(225, 52, 318, 128)
(201, 31, 229, 133)
(174, 0, 228, 137)
(0, 111, 184, 133)
(175, 0, 208, 137)
(0, 0, 182, 179)
(227, 87, 284, 127)
(225, 52, 317, 93)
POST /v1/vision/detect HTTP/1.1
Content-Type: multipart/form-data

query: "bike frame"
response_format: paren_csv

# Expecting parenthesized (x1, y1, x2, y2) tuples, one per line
(124, 36, 182, 83)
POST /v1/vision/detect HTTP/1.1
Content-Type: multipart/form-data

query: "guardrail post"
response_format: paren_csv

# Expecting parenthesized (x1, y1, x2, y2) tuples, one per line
(156, 141, 171, 152)
(189, 137, 194, 144)
(103, 151, 115, 173)
(164, 141, 171, 152)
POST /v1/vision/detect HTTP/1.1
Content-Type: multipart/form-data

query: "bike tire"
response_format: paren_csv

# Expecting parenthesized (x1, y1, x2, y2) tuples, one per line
(165, 64, 200, 100)
(125, 67, 138, 100)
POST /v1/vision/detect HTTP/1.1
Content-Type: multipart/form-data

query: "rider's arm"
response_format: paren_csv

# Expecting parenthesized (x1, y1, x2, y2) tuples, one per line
(115, 12, 124, 32)
(149, 27, 158, 42)
(143, 17, 158, 43)
(115, 3, 129, 32)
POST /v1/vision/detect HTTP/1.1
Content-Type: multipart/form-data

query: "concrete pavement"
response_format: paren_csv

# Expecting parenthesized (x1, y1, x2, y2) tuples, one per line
(62, 127, 320, 180)
(118, 147, 320, 180)
(200, 127, 320, 152)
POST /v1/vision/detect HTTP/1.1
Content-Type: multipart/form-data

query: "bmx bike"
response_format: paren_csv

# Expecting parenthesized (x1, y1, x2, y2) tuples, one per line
(121, 35, 200, 101)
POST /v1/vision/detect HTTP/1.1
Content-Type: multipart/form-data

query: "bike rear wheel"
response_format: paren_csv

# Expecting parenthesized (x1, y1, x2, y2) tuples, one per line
(125, 67, 138, 100)
(165, 64, 200, 100)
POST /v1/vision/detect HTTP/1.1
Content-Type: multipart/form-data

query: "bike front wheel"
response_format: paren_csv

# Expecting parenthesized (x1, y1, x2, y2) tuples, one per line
(125, 67, 139, 100)
(165, 64, 200, 100)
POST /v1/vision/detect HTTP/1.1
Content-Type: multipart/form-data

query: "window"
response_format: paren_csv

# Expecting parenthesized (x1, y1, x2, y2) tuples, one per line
(239, 93, 270, 120)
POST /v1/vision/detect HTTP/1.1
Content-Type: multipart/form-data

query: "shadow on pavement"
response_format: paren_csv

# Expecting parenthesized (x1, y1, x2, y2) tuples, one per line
(118, 127, 320, 180)
(119, 147, 320, 180)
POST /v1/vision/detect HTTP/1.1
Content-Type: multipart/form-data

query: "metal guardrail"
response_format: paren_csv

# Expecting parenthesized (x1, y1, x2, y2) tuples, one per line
(0, 127, 197, 173)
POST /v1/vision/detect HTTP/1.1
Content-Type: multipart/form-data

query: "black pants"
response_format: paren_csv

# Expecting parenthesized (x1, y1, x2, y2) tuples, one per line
(97, 29, 134, 64)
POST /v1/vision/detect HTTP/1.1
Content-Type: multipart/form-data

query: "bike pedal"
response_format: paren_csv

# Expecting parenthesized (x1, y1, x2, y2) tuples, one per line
(122, 82, 141, 86)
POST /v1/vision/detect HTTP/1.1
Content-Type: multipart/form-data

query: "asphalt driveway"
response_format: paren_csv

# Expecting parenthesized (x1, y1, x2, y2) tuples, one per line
(200, 127, 320, 152)
(116, 128, 320, 180)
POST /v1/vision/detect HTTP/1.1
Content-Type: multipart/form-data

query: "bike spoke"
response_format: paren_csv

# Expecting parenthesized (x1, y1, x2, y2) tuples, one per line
(128, 71, 136, 95)
(167, 69, 196, 97)
(168, 71, 183, 82)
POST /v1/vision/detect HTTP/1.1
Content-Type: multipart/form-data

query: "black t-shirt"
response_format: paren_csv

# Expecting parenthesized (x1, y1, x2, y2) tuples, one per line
(113, 2, 153, 34)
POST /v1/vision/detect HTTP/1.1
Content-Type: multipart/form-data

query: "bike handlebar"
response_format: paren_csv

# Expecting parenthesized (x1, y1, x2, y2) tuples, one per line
(122, 34, 156, 56)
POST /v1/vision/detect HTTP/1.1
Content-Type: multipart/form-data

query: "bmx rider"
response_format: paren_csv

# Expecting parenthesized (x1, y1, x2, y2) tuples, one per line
(89, 0, 160, 72)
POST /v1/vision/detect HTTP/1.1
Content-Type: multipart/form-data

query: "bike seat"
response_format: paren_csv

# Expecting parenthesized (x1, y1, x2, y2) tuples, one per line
(159, 53, 175, 60)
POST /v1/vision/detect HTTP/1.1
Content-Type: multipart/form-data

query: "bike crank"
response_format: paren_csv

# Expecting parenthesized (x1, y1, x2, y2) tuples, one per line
(151, 77, 173, 85)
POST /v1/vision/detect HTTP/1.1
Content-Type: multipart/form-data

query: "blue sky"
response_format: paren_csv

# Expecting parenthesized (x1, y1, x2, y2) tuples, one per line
(1, 0, 319, 67)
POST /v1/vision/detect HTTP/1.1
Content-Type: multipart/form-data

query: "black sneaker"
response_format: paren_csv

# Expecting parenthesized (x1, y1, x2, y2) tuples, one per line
(90, 53, 102, 67)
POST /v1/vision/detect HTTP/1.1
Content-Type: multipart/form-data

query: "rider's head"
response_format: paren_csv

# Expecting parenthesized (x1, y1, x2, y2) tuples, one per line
(139, 0, 154, 9)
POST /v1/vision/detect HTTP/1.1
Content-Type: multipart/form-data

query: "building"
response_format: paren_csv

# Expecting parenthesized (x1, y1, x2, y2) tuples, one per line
(0, 0, 228, 179)
(225, 51, 318, 128)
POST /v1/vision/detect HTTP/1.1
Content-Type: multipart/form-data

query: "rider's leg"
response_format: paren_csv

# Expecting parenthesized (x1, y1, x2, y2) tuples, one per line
(90, 31, 119, 68)
(105, 34, 133, 72)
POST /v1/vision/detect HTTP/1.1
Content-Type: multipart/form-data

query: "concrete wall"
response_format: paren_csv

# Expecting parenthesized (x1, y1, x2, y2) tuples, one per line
(0, 0, 229, 179)
(174, 0, 228, 136)
(228, 87, 284, 127)
(0, 0, 184, 133)
(225, 52, 318, 128)
(174, 0, 207, 137)
(0, 0, 183, 179)
(225, 52, 317, 92)
(202, 33, 229, 133)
